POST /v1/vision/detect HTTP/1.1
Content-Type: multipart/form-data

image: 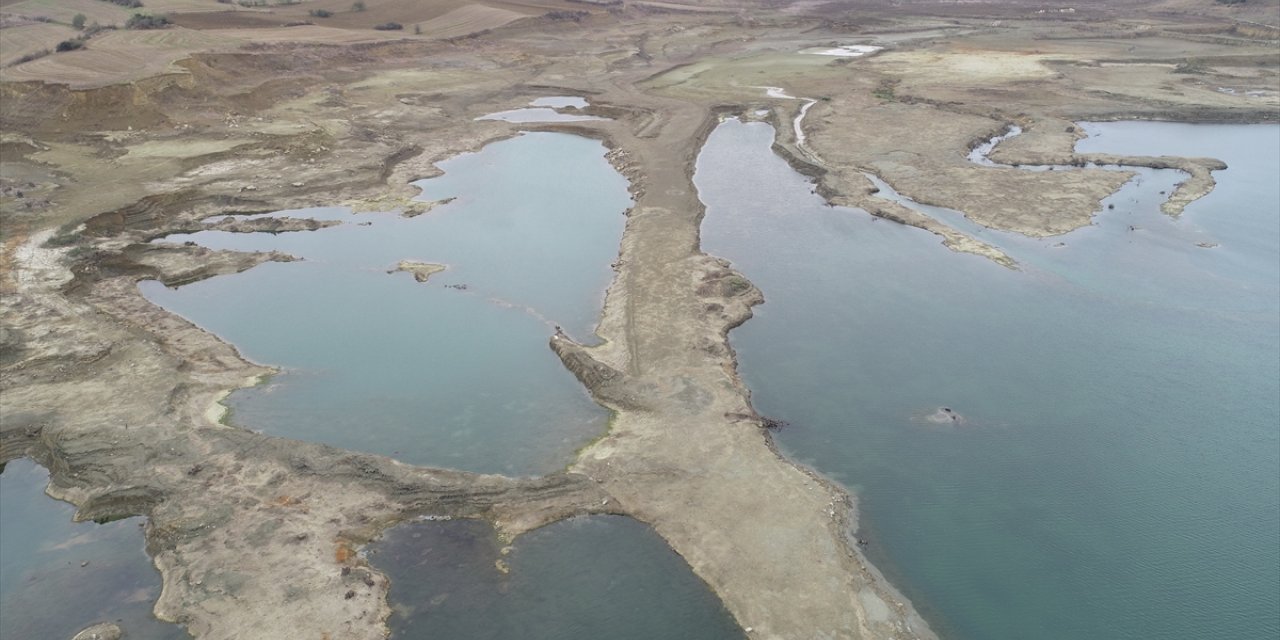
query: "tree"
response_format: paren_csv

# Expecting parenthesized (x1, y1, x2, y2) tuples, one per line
(72, 13, 87, 29)
(124, 13, 171, 29)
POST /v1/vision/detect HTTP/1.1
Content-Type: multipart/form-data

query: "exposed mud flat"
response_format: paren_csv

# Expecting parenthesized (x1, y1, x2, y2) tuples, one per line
(2, 2, 1278, 639)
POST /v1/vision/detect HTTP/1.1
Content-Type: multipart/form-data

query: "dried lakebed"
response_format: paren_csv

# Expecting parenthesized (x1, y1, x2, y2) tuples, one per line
(699, 119, 1280, 640)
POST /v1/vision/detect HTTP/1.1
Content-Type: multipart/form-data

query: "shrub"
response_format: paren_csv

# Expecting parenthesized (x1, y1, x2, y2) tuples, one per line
(125, 13, 170, 29)
(1173, 59, 1210, 74)
(100, 0, 144, 7)
(309, 8, 333, 17)
(351, 0, 365, 11)
(545, 10, 588, 21)
(373, 22, 402, 30)
(9, 49, 51, 66)
(56, 39, 86, 52)
(83, 22, 113, 36)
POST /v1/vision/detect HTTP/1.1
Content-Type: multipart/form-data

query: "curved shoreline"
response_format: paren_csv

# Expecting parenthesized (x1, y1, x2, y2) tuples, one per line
(542, 88, 939, 638)
(3, 8, 1278, 639)
(6, 92, 1268, 640)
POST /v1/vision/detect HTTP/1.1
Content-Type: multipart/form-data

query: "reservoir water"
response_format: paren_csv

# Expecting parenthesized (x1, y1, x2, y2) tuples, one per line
(697, 119, 1279, 640)
(142, 132, 629, 476)
(0, 459, 182, 639)
(370, 516, 742, 639)
(142, 130, 740, 638)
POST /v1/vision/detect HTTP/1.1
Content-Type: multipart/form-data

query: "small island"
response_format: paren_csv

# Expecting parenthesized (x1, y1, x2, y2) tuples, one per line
(389, 260, 446, 283)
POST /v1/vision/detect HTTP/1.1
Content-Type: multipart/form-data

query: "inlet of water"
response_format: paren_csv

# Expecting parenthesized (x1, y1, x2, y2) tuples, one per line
(698, 118, 1279, 640)
(478, 97, 604, 123)
(0, 459, 184, 640)
(142, 132, 630, 476)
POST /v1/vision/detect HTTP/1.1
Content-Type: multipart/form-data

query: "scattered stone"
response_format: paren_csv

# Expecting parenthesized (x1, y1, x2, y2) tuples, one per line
(760, 416, 789, 430)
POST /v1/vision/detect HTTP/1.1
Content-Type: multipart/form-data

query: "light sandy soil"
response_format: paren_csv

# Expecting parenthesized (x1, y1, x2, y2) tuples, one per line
(2, 1, 1277, 638)
(0, 22, 78, 67)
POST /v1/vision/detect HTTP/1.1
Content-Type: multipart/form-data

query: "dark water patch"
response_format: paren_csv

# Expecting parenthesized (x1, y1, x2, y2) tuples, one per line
(371, 516, 744, 639)
(0, 459, 184, 640)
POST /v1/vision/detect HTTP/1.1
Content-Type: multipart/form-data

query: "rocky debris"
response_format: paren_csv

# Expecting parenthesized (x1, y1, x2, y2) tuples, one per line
(400, 197, 455, 218)
(203, 216, 341, 235)
(550, 330, 642, 410)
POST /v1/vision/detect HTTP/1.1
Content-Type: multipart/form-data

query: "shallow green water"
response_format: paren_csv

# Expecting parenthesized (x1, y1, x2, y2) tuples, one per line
(0, 459, 184, 639)
(370, 516, 743, 639)
(142, 132, 630, 476)
(697, 119, 1279, 640)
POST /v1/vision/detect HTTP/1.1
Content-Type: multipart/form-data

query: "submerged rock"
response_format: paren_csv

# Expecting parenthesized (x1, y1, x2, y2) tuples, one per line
(925, 406, 965, 425)
(71, 622, 122, 640)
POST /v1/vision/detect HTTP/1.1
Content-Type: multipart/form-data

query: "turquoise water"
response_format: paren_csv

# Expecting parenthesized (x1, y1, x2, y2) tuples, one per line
(0, 459, 184, 640)
(371, 516, 743, 639)
(698, 119, 1279, 640)
(141, 132, 630, 475)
